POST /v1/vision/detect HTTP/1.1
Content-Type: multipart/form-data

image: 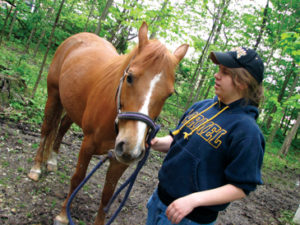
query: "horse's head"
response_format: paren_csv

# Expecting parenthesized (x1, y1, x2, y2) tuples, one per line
(115, 22, 189, 164)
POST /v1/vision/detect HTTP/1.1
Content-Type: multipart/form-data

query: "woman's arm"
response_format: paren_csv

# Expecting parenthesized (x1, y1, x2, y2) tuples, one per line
(166, 184, 246, 224)
(150, 135, 173, 153)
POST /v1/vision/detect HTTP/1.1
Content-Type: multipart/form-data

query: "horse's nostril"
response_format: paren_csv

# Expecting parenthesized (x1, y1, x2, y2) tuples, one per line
(115, 141, 125, 156)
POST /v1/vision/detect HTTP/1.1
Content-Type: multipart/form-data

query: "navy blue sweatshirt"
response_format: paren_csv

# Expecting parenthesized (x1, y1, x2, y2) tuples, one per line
(157, 97, 265, 223)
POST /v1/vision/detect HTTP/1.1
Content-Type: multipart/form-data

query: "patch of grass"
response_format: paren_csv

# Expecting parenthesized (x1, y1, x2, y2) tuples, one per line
(263, 144, 300, 189)
(51, 200, 57, 209)
(264, 144, 300, 172)
(0, 178, 8, 186)
(27, 157, 33, 163)
(83, 184, 90, 192)
(0, 39, 50, 126)
(44, 186, 51, 194)
(278, 209, 297, 225)
(57, 171, 69, 184)
(17, 167, 25, 173)
(19, 203, 26, 208)
(150, 151, 164, 164)
(31, 143, 39, 149)
(2, 161, 10, 167)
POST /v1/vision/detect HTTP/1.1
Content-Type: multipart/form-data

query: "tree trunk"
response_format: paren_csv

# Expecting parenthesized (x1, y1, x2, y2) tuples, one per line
(254, 0, 269, 50)
(185, 0, 229, 109)
(268, 70, 298, 144)
(193, 0, 230, 103)
(280, 113, 300, 156)
(94, 0, 114, 35)
(33, 30, 45, 57)
(24, 27, 37, 53)
(283, 107, 295, 136)
(266, 63, 294, 129)
(280, 106, 288, 129)
(32, 1, 56, 57)
(84, 0, 96, 32)
(31, 0, 66, 99)
(7, 6, 18, 41)
(0, 1, 15, 45)
(149, 0, 168, 40)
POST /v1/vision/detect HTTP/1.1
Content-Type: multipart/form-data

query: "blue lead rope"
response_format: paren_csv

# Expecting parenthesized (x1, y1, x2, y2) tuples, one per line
(66, 125, 160, 225)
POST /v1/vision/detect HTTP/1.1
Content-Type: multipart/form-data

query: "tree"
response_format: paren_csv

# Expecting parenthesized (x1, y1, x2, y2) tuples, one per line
(7, 1, 18, 41)
(254, 0, 269, 50)
(31, 0, 66, 98)
(267, 68, 298, 144)
(280, 113, 300, 156)
(84, 0, 96, 32)
(184, 0, 230, 109)
(94, 0, 114, 35)
(0, 0, 16, 45)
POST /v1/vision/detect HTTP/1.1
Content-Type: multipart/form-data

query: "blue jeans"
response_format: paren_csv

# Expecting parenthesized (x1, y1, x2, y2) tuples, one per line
(146, 189, 215, 225)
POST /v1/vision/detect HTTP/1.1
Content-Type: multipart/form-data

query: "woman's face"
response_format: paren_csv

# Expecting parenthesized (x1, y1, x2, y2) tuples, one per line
(214, 65, 243, 105)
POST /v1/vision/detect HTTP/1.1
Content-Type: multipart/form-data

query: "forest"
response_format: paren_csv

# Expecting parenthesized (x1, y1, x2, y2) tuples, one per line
(0, 0, 299, 224)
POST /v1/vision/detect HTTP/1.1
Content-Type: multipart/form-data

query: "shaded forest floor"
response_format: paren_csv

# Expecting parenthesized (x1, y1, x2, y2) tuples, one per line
(0, 117, 299, 225)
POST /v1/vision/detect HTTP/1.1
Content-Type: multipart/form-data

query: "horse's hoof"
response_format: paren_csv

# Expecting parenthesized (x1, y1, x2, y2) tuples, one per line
(28, 171, 40, 181)
(54, 215, 69, 225)
(47, 163, 58, 172)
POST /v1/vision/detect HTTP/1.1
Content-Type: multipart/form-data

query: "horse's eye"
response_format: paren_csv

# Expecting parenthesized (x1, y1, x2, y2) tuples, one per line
(126, 74, 133, 84)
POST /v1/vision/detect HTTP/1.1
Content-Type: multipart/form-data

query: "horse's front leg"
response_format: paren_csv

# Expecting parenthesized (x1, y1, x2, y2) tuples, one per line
(54, 135, 94, 225)
(95, 157, 128, 225)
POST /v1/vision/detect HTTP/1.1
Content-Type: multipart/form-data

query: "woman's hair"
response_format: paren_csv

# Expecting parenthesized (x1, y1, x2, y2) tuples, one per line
(228, 67, 264, 107)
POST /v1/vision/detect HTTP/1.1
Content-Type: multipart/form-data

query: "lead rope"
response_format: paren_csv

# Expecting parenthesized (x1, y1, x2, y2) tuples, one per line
(66, 125, 160, 225)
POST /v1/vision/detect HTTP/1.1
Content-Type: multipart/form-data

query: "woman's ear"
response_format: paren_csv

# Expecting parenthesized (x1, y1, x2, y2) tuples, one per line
(238, 83, 248, 91)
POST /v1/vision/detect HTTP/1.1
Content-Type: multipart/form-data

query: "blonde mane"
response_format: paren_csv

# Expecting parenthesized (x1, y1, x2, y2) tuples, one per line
(97, 40, 177, 100)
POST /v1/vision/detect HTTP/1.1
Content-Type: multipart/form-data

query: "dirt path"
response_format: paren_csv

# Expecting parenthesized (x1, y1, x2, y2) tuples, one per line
(0, 118, 299, 225)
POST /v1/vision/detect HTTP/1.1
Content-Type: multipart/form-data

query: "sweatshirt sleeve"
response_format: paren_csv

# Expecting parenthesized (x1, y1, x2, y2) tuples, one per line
(224, 132, 265, 195)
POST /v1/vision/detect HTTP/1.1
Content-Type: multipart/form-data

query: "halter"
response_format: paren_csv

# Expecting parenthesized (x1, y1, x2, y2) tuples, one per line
(114, 58, 158, 138)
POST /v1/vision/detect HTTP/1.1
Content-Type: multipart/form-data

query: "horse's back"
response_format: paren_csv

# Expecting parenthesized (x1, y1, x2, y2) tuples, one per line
(47, 33, 119, 126)
(48, 32, 117, 85)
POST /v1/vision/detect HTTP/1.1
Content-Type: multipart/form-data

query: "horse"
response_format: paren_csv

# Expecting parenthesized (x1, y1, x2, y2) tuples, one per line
(27, 22, 188, 225)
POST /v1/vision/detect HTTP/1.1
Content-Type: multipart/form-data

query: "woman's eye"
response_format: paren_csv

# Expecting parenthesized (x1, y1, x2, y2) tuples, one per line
(127, 74, 133, 84)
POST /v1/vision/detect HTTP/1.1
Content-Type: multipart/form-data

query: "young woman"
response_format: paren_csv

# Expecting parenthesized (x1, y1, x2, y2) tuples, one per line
(146, 47, 265, 225)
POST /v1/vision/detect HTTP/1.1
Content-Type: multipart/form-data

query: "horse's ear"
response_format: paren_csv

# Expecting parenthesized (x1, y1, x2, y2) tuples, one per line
(173, 44, 189, 63)
(138, 22, 149, 52)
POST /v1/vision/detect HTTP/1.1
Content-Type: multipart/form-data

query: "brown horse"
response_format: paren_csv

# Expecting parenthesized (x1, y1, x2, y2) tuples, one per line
(28, 22, 188, 225)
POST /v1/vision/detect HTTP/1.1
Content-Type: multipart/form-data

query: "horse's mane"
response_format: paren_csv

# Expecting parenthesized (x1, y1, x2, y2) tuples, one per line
(133, 40, 178, 76)
(96, 40, 177, 100)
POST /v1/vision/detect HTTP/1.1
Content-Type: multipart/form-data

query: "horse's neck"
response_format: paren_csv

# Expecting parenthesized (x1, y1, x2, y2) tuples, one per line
(93, 55, 127, 101)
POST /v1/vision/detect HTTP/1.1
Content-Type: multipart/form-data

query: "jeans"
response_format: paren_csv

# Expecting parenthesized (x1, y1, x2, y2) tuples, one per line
(146, 189, 215, 225)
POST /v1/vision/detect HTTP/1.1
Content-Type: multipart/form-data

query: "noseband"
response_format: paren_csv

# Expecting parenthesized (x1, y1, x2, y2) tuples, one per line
(115, 62, 159, 140)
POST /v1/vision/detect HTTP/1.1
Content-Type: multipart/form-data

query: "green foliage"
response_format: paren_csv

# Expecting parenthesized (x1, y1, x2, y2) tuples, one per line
(280, 30, 300, 65)
(0, 41, 46, 125)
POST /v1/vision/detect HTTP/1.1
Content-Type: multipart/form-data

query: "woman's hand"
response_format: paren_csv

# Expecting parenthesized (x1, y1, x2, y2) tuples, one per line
(166, 195, 195, 224)
(149, 135, 173, 153)
(151, 137, 159, 146)
(165, 184, 246, 224)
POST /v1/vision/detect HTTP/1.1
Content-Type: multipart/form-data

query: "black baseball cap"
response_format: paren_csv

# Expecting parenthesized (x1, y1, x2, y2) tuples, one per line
(210, 47, 264, 84)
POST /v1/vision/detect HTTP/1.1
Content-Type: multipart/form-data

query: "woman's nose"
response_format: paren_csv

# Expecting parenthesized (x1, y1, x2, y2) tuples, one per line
(214, 72, 220, 79)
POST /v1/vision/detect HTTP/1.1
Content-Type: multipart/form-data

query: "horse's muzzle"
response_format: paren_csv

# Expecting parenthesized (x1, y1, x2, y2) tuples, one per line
(114, 140, 145, 164)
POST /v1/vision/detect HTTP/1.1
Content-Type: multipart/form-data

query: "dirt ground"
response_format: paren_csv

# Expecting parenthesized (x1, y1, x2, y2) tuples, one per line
(0, 117, 299, 225)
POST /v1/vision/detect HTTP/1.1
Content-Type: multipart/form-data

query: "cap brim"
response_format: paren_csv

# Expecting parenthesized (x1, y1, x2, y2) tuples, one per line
(210, 51, 241, 68)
